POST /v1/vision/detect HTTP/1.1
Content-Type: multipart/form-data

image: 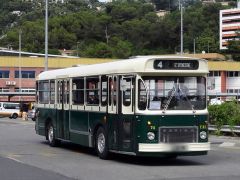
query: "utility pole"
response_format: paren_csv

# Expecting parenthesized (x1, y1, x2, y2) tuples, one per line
(77, 42, 80, 57)
(45, 0, 48, 71)
(180, 4, 183, 55)
(193, 38, 196, 55)
(19, 29, 22, 101)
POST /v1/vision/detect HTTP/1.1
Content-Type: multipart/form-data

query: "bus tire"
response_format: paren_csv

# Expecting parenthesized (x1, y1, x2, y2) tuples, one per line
(12, 113, 18, 119)
(95, 127, 109, 159)
(47, 123, 60, 147)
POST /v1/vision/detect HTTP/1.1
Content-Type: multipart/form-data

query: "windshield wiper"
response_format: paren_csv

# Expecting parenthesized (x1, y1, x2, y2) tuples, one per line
(162, 86, 176, 113)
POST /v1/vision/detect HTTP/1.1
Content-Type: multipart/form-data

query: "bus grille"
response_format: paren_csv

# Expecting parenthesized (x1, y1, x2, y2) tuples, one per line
(159, 127, 198, 143)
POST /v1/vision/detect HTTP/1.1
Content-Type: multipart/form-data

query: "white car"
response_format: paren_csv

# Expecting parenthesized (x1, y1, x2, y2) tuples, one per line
(209, 98, 224, 105)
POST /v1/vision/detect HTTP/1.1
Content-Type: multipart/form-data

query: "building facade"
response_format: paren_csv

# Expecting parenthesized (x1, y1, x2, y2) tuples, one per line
(219, 8, 240, 50)
(0, 57, 112, 102)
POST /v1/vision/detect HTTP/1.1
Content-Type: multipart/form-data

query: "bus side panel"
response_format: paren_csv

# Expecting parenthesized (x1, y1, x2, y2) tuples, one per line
(35, 107, 57, 137)
(89, 111, 106, 145)
(69, 110, 89, 146)
(107, 114, 135, 153)
(107, 114, 118, 151)
(118, 114, 135, 152)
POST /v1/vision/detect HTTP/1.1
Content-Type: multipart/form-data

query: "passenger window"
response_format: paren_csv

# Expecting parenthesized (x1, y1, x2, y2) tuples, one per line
(50, 80, 55, 104)
(121, 78, 132, 106)
(39, 81, 50, 104)
(101, 76, 107, 106)
(72, 78, 84, 105)
(108, 77, 112, 106)
(113, 77, 117, 106)
(86, 77, 99, 105)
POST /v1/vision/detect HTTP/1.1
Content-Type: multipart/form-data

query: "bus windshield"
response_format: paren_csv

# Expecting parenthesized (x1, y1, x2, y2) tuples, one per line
(138, 76, 206, 111)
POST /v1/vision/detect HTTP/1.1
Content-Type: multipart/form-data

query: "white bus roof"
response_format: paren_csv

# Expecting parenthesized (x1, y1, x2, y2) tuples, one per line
(37, 56, 208, 81)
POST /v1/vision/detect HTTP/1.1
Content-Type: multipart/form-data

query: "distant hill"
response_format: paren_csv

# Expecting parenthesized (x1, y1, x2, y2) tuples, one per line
(0, 0, 99, 36)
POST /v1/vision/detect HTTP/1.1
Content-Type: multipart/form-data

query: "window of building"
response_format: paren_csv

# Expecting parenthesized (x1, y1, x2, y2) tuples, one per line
(227, 71, 240, 77)
(208, 71, 220, 77)
(0, 70, 10, 78)
(227, 89, 240, 93)
(15, 88, 36, 92)
(0, 88, 10, 92)
(15, 71, 35, 78)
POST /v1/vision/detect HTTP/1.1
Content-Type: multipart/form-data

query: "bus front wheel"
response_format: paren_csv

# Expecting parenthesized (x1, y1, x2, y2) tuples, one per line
(47, 123, 60, 147)
(95, 127, 109, 159)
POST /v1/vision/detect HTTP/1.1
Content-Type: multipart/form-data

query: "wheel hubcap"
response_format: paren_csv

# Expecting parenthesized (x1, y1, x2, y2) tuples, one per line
(97, 133, 105, 153)
(48, 126, 54, 143)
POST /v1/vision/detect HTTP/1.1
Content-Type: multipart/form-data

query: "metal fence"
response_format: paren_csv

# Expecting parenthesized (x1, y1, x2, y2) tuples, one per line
(208, 125, 240, 133)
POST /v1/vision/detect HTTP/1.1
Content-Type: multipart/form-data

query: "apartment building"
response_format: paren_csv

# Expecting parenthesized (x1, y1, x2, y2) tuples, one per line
(220, 5, 240, 49)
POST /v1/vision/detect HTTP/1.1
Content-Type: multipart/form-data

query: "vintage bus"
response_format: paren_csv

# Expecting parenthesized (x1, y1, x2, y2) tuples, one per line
(35, 56, 210, 159)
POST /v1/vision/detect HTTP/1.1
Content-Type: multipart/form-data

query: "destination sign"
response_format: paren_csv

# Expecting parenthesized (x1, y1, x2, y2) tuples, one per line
(153, 60, 199, 70)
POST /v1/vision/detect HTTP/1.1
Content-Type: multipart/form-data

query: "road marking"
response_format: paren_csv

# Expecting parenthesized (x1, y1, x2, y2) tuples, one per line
(219, 142, 236, 147)
(6, 155, 22, 163)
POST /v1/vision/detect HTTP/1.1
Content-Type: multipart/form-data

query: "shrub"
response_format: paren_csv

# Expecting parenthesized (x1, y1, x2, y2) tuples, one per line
(208, 101, 240, 135)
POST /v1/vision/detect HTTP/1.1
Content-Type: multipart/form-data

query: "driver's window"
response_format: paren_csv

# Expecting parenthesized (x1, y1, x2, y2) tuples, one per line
(121, 78, 132, 107)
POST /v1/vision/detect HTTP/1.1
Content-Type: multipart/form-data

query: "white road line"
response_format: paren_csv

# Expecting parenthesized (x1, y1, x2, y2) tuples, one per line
(6, 155, 23, 163)
(219, 142, 236, 147)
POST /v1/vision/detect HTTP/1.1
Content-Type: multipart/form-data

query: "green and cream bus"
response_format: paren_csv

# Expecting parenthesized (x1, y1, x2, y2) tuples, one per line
(35, 56, 210, 159)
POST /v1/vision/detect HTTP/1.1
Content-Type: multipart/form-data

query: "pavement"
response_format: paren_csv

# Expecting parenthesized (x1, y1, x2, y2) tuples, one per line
(209, 135, 240, 148)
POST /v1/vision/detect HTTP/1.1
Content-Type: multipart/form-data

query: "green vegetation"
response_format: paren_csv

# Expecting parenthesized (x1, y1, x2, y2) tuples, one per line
(208, 101, 240, 135)
(0, 0, 235, 58)
(226, 32, 240, 61)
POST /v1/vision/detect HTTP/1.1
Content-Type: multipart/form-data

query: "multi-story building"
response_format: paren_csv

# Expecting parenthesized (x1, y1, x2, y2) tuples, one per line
(219, 3, 240, 49)
(0, 56, 112, 102)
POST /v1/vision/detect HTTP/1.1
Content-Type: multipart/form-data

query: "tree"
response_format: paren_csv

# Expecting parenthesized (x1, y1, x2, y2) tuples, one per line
(110, 37, 133, 58)
(226, 31, 240, 61)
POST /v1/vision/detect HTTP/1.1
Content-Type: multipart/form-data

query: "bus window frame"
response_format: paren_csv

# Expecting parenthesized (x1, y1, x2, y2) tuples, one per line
(86, 76, 100, 106)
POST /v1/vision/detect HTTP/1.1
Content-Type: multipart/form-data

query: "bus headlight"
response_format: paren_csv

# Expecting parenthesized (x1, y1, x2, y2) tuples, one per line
(147, 132, 155, 140)
(200, 131, 207, 140)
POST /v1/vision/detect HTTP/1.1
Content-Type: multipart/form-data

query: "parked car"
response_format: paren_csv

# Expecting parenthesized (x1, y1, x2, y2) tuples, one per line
(27, 108, 36, 121)
(0, 102, 20, 119)
(209, 98, 224, 105)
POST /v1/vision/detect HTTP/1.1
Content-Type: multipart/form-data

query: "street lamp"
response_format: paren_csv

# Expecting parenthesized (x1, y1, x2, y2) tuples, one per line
(45, 0, 48, 71)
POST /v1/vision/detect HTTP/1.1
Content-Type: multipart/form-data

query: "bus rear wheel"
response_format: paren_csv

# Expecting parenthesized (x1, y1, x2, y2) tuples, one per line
(47, 123, 60, 147)
(95, 127, 109, 159)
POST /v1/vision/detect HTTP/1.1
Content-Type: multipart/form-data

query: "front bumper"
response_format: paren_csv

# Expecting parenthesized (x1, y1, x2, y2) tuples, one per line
(138, 142, 210, 152)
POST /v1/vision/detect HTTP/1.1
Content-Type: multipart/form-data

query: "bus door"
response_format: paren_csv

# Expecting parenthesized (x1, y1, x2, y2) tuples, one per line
(119, 76, 135, 152)
(56, 79, 70, 140)
(107, 75, 118, 150)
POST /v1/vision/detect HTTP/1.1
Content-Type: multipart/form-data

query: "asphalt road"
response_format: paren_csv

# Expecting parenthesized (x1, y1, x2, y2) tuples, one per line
(1, 117, 240, 180)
